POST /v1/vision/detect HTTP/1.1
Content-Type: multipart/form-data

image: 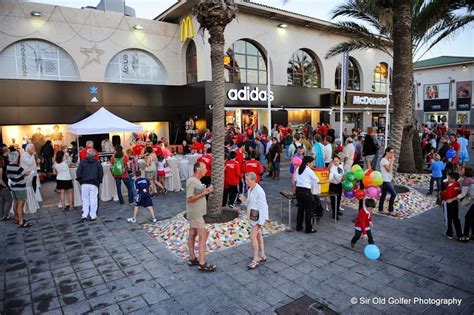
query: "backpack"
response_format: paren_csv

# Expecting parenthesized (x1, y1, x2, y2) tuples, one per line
(112, 157, 125, 176)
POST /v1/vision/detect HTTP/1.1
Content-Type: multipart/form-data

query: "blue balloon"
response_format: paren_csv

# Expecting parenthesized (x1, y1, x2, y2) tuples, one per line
(446, 148, 456, 159)
(364, 244, 381, 260)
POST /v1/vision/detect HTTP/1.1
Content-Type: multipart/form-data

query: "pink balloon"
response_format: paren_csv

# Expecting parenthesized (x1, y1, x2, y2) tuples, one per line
(292, 156, 302, 167)
(375, 186, 382, 196)
(365, 186, 378, 198)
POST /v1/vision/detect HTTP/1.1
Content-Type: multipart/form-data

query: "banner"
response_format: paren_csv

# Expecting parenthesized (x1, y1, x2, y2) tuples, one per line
(423, 83, 449, 100)
(456, 81, 472, 111)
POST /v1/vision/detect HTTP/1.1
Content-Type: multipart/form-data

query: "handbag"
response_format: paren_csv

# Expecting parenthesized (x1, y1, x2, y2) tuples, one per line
(249, 208, 259, 222)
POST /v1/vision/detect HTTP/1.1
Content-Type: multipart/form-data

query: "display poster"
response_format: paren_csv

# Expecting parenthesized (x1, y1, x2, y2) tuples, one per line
(423, 83, 450, 112)
(456, 111, 470, 125)
(456, 81, 472, 111)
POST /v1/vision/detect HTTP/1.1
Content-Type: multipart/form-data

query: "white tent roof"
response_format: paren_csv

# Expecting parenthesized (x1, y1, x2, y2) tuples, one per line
(67, 107, 143, 135)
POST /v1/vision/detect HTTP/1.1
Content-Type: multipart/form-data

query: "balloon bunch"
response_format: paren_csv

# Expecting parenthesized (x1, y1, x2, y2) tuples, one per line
(343, 165, 383, 200)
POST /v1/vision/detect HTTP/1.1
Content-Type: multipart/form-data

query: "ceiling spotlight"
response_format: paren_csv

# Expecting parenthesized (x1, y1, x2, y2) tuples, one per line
(278, 23, 288, 28)
(133, 24, 144, 30)
(31, 11, 42, 17)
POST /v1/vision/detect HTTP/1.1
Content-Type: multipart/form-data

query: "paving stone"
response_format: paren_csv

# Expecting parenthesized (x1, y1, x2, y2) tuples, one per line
(33, 296, 61, 313)
(142, 290, 170, 305)
(118, 296, 148, 313)
(62, 299, 92, 314)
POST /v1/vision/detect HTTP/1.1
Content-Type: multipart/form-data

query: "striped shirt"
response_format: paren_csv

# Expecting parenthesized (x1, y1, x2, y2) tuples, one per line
(6, 164, 26, 191)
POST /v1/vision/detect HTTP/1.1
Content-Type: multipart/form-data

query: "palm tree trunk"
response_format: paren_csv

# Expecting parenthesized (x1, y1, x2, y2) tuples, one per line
(207, 25, 226, 217)
(389, 0, 415, 173)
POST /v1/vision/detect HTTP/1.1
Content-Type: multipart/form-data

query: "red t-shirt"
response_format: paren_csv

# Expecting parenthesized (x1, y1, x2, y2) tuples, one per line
(279, 127, 287, 138)
(152, 144, 163, 156)
(191, 142, 204, 153)
(224, 159, 242, 186)
(464, 128, 471, 137)
(451, 141, 460, 163)
(440, 181, 461, 200)
(439, 126, 447, 135)
(243, 159, 263, 183)
(110, 155, 129, 178)
(197, 154, 212, 177)
(235, 149, 245, 171)
(79, 146, 99, 161)
(319, 125, 328, 137)
(132, 144, 145, 156)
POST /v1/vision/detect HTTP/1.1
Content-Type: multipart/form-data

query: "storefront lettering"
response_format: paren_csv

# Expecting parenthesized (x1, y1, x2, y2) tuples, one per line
(122, 54, 129, 74)
(227, 87, 274, 102)
(353, 95, 387, 105)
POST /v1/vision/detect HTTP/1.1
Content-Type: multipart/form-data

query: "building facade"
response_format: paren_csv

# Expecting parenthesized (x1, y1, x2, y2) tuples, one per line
(0, 0, 392, 146)
(414, 56, 474, 127)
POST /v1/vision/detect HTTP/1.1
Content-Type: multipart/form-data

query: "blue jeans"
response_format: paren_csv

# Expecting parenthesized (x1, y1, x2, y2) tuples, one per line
(115, 177, 134, 204)
(429, 177, 442, 194)
(378, 181, 397, 212)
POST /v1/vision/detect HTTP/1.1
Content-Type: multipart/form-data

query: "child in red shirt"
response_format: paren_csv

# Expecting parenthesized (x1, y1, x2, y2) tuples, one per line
(440, 172, 463, 240)
(243, 151, 263, 183)
(351, 199, 376, 248)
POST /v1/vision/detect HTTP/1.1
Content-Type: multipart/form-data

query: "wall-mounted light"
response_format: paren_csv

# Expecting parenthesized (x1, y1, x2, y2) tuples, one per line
(462, 65, 468, 69)
(31, 11, 42, 17)
(277, 23, 288, 28)
(133, 24, 144, 30)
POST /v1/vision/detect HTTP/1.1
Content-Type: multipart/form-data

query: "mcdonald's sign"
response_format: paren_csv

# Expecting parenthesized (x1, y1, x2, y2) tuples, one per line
(180, 16, 195, 42)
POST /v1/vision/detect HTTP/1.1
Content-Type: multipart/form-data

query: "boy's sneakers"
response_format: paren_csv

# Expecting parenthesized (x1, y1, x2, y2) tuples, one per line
(350, 242, 355, 249)
(151, 218, 157, 223)
(127, 217, 137, 223)
(446, 234, 453, 240)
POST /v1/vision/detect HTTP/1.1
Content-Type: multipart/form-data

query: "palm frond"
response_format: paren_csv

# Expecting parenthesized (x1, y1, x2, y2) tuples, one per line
(330, 0, 388, 35)
(325, 39, 392, 59)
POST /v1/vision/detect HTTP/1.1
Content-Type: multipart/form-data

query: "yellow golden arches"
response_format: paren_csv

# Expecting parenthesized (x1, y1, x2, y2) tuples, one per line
(180, 16, 195, 42)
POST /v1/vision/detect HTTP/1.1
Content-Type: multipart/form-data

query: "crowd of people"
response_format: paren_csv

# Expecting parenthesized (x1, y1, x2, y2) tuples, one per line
(0, 119, 472, 273)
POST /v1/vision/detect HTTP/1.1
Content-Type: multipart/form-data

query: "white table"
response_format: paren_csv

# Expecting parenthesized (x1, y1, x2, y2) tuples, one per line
(186, 154, 201, 179)
(165, 158, 183, 192)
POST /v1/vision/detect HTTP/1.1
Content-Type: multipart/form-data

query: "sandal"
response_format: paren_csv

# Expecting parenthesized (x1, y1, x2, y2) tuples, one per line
(1, 217, 8, 221)
(188, 258, 199, 267)
(247, 260, 260, 270)
(18, 222, 32, 228)
(198, 263, 217, 272)
(259, 256, 267, 263)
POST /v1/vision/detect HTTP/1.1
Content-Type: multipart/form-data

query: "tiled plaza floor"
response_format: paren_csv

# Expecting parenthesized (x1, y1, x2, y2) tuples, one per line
(1, 160, 473, 314)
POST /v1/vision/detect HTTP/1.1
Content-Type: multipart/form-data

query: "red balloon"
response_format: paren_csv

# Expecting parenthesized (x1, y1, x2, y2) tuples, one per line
(365, 169, 374, 176)
(355, 189, 366, 200)
(353, 183, 359, 191)
(362, 175, 373, 187)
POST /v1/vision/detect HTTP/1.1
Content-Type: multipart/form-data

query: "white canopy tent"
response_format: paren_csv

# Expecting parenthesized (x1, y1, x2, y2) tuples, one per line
(68, 107, 143, 135)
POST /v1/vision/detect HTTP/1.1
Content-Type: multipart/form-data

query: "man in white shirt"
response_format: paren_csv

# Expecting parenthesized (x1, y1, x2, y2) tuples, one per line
(342, 137, 356, 173)
(323, 136, 333, 167)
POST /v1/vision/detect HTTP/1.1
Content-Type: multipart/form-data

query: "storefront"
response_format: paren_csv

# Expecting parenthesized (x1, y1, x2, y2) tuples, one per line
(223, 83, 331, 131)
(330, 91, 393, 133)
(0, 79, 208, 148)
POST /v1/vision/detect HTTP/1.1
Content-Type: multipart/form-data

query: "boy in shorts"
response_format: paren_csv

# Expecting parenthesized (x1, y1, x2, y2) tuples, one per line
(127, 170, 157, 223)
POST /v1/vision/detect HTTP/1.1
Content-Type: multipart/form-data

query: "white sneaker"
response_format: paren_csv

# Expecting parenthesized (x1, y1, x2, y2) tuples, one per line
(127, 217, 137, 223)
(151, 218, 157, 223)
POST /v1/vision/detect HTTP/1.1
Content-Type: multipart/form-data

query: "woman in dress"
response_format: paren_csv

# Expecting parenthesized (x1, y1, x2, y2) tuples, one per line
(53, 151, 74, 210)
(239, 172, 269, 269)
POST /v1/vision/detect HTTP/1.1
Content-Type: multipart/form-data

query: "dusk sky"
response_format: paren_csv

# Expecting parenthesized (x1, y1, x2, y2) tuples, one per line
(28, 0, 474, 61)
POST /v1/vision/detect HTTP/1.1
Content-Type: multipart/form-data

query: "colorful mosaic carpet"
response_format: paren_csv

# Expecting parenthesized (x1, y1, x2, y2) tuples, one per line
(143, 210, 285, 260)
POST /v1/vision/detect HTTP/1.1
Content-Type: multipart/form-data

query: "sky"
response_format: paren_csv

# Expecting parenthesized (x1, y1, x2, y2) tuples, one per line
(27, 0, 474, 61)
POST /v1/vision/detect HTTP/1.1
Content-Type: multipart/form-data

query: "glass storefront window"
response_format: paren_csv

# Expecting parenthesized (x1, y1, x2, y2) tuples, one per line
(335, 57, 361, 91)
(287, 49, 321, 88)
(0, 40, 79, 81)
(372, 62, 390, 93)
(186, 41, 197, 84)
(105, 49, 167, 85)
(225, 40, 267, 84)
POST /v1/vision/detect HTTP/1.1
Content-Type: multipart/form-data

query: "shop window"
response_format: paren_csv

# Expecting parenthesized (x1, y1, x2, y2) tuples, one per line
(335, 57, 361, 91)
(225, 40, 267, 84)
(372, 62, 390, 93)
(0, 39, 79, 81)
(105, 49, 167, 85)
(186, 41, 197, 84)
(287, 49, 321, 88)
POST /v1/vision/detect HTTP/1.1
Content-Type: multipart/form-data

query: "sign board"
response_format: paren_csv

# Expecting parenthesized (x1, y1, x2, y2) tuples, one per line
(227, 86, 274, 102)
(456, 81, 472, 111)
(180, 16, 195, 42)
(423, 83, 450, 112)
(352, 95, 388, 105)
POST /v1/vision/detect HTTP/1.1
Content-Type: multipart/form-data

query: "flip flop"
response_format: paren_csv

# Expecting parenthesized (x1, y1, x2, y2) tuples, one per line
(247, 260, 260, 270)
(188, 258, 199, 266)
(259, 256, 267, 263)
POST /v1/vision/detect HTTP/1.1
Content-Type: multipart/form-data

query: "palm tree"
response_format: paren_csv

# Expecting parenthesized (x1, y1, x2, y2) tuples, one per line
(325, 0, 473, 172)
(194, 0, 237, 219)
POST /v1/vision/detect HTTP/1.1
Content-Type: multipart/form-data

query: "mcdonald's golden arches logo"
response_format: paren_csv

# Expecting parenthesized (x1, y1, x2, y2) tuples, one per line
(180, 16, 195, 42)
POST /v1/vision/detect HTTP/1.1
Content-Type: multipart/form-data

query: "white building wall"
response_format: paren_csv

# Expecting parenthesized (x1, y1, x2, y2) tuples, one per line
(0, 1, 182, 84)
